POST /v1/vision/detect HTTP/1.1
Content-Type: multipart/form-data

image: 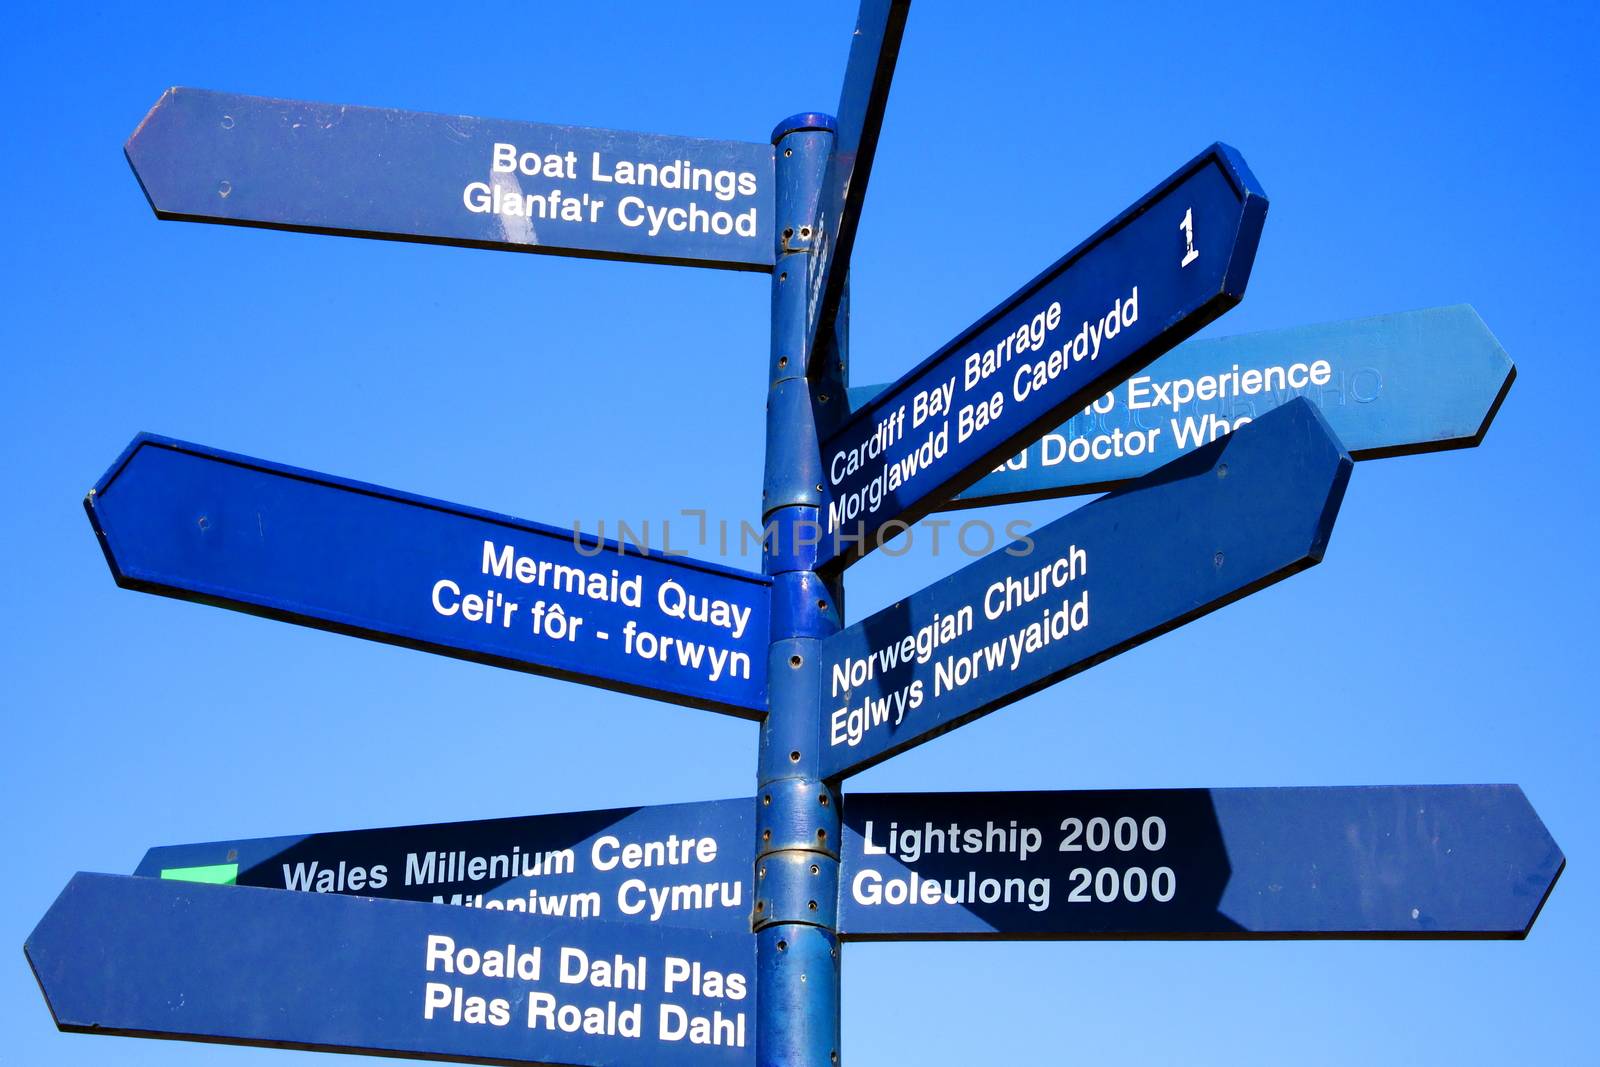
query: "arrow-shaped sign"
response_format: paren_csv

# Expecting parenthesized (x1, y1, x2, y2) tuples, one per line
(137, 798, 754, 932)
(815, 143, 1267, 568)
(855, 304, 1514, 508)
(28, 873, 755, 1066)
(87, 435, 771, 716)
(133, 781, 1562, 942)
(838, 785, 1563, 939)
(126, 88, 775, 270)
(819, 397, 1350, 778)
(803, 0, 912, 365)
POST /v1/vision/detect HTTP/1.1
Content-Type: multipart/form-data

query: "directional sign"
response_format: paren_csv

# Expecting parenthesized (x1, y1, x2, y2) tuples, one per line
(87, 435, 770, 715)
(137, 798, 753, 932)
(126, 88, 774, 270)
(854, 304, 1515, 508)
(816, 143, 1267, 567)
(139, 782, 1563, 944)
(819, 398, 1350, 779)
(28, 873, 755, 1066)
(803, 0, 911, 363)
(838, 786, 1564, 939)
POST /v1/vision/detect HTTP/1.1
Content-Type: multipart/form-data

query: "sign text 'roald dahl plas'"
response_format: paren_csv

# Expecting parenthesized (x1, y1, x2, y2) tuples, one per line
(27, 874, 755, 1066)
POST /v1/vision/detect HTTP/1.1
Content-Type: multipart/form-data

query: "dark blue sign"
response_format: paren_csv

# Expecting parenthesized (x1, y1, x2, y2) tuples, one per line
(818, 399, 1351, 779)
(27, 873, 755, 1065)
(134, 781, 1563, 944)
(138, 799, 753, 933)
(856, 304, 1515, 508)
(816, 143, 1267, 567)
(87, 435, 771, 715)
(838, 786, 1564, 938)
(126, 88, 775, 270)
(803, 0, 911, 363)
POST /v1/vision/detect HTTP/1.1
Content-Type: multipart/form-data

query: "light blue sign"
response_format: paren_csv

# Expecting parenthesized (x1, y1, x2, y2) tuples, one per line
(126, 88, 775, 270)
(853, 305, 1514, 508)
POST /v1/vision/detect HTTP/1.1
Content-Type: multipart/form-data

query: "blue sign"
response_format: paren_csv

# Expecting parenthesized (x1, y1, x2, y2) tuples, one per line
(27, 873, 755, 1065)
(125, 88, 775, 270)
(855, 304, 1515, 508)
(87, 435, 771, 715)
(838, 786, 1564, 938)
(138, 799, 753, 933)
(803, 0, 911, 364)
(818, 398, 1351, 779)
(815, 144, 1268, 567)
(135, 782, 1563, 943)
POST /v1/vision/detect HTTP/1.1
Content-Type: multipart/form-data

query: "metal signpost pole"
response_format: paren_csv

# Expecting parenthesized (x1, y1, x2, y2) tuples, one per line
(757, 114, 842, 1067)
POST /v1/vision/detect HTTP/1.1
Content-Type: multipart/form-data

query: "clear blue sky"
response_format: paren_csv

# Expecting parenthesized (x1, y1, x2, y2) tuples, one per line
(4, 2, 1596, 1064)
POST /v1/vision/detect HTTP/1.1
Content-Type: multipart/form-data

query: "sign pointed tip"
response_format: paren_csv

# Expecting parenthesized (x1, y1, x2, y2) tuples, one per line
(1208, 398, 1352, 571)
(1204, 141, 1269, 204)
(126, 87, 177, 151)
(1453, 305, 1517, 445)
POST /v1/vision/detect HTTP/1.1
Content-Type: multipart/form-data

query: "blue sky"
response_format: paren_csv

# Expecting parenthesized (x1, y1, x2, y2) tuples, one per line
(3, 1, 1596, 1064)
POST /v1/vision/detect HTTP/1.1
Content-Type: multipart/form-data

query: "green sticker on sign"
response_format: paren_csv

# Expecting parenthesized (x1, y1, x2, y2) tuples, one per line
(159, 863, 238, 885)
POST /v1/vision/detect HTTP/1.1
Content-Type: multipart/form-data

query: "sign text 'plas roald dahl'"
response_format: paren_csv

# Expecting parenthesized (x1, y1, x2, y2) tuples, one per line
(819, 399, 1351, 779)
(27, 874, 754, 1066)
(858, 304, 1514, 508)
(815, 143, 1266, 567)
(126, 88, 775, 270)
(86, 436, 770, 715)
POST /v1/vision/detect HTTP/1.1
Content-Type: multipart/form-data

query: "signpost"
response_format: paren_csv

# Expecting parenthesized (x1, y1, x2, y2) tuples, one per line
(820, 398, 1351, 779)
(27, 3, 1562, 1066)
(857, 304, 1516, 508)
(125, 88, 775, 270)
(86, 434, 771, 716)
(815, 143, 1267, 568)
(27, 873, 756, 1065)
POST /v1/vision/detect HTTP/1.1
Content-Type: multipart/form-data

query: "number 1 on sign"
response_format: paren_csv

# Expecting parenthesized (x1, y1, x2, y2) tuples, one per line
(1180, 208, 1199, 267)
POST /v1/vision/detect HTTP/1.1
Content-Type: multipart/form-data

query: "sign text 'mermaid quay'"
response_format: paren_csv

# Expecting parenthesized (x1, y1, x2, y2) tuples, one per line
(87, 436, 771, 715)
